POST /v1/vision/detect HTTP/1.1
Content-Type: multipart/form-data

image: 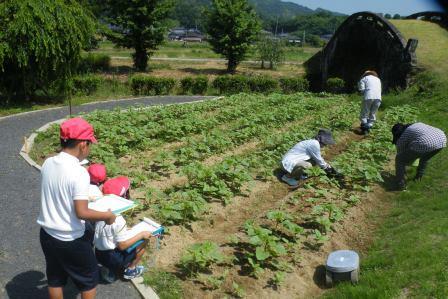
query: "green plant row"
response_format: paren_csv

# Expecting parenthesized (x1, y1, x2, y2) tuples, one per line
(140, 98, 359, 225)
(169, 104, 416, 286)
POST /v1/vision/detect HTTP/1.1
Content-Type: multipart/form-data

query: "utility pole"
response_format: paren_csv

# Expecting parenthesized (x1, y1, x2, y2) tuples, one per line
(274, 16, 279, 36)
(302, 30, 306, 47)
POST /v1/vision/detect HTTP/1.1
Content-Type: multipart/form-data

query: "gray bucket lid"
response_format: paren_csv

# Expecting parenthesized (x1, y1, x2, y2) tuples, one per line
(326, 250, 359, 273)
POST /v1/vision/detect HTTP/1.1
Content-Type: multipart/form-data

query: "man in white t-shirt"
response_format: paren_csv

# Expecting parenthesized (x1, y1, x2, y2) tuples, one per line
(37, 117, 116, 299)
(358, 70, 382, 134)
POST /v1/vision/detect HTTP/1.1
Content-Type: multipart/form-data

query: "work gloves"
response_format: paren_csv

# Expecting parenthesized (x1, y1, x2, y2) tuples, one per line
(324, 166, 343, 179)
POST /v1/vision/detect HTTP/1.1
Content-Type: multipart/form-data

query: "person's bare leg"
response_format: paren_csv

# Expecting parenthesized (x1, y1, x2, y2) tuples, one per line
(81, 287, 96, 299)
(48, 287, 63, 299)
(128, 241, 148, 268)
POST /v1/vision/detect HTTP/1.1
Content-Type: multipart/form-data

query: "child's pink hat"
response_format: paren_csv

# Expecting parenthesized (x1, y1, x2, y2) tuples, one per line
(102, 176, 131, 197)
(88, 164, 107, 184)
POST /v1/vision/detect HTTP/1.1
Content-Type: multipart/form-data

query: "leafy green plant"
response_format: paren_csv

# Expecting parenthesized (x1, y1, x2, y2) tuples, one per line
(270, 271, 286, 288)
(179, 241, 225, 276)
(231, 282, 246, 298)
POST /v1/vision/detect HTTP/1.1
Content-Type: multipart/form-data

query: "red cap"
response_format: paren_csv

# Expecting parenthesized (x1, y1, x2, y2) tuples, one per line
(60, 117, 97, 143)
(88, 164, 107, 185)
(103, 176, 131, 197)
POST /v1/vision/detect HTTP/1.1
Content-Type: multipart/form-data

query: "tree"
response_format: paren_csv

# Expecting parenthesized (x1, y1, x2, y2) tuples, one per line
(384, 13, 392, 19)
(99, 0, 173, 71)
(206, 0, 261, 73)
(393, 14, 401, 19)
(0, 0, 96, 101)
(256, 36, 285, 69)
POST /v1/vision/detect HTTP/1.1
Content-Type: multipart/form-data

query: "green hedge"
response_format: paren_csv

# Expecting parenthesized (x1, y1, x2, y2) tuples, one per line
(130, 75, 176, 95)
(212, 75, 293, 94)
(78, 53, 111, 73)
(279, 77, 309, 94)
(180, 76, 208, 94)
(247, 76, 279, 93)
(325, 77, 345, 94)
(212, 75, 249, 94)
(71, 75, 103, 95)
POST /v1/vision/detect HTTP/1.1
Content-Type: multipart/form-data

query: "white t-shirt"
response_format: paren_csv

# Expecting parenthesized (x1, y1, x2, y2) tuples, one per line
(88, 184, 103, 201)
(94, 216, 133, 250)
(358, 75, 382, 100)
(282, 139, 328, 173)
(37, 152, 90, 241)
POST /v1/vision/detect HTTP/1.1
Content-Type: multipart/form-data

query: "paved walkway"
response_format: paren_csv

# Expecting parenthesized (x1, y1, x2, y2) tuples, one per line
(0, 96, 213, 298)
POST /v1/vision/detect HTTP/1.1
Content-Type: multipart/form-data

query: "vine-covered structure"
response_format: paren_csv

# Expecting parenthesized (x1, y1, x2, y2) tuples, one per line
(305, 12, 418, 92)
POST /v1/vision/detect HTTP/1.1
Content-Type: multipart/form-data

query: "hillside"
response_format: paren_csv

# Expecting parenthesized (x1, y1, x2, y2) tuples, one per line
(391, 19, 448, 73)
(171, 0, 341, 29)
(249, 0, 314, 19)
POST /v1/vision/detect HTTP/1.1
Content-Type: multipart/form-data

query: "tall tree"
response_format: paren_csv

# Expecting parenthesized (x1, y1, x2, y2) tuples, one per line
(100, 0, 173, 71)
(0, 0, 96, 101)
(206, 0, 261, 73)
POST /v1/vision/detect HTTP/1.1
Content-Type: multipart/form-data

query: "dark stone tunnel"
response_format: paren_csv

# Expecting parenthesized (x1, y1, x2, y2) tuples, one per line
(305, 12, 418, 92)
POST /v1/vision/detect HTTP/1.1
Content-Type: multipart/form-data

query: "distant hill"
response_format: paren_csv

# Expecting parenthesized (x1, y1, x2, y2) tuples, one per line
(249, 0, 314, 19)
(171, 0, 343, 29)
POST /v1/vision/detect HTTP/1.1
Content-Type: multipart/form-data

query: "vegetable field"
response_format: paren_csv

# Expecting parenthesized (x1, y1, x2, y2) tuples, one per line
(32, 93, 416, 298)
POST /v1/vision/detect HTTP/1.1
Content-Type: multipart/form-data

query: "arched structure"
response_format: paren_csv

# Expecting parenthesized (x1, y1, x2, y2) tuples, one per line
(406, 11, 448, 28)
(305, 12, 418, 92)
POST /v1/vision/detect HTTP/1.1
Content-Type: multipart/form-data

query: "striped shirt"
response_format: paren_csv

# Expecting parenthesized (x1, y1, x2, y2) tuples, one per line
(396, 123, 447, 154)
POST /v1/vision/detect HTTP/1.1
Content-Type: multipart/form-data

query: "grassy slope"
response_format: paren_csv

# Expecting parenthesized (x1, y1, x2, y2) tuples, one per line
(325, 20, 448, 298)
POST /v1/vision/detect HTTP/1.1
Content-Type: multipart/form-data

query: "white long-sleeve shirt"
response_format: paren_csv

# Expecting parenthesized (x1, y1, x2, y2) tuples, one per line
(281, 139, 328, 173)
(358, 75, 382, 100)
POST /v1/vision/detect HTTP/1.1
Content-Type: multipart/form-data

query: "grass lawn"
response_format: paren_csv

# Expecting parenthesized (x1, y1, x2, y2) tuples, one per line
(324, 20, 448, 297)
(92, 40, 318, 62)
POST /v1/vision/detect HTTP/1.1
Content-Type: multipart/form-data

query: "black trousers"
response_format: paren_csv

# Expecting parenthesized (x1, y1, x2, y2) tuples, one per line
(395, 148, 442, 188)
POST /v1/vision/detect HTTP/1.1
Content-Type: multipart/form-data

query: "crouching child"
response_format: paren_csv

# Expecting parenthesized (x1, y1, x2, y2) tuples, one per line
(94, 176, 151, 282)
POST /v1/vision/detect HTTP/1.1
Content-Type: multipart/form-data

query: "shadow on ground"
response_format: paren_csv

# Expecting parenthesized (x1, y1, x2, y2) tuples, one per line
(5, 270, 80, 299)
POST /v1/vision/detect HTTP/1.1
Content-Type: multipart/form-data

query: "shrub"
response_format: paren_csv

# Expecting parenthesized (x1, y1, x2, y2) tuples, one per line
(78, 53, 111, 73)
(325, 77, 345, 94)
(0, 0, 96, 100)
(212, 75, 249, 94)
(279, 77, 309, 93)
(180, 76, 209, 94)
(247, 76, 279, 93)
(130, 75, 176, 95)
(71, 75, 103, 95)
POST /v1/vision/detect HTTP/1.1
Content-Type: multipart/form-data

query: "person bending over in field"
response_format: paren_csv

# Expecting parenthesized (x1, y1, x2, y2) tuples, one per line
(94, 177, 151, 283)
(281, 129, 340, 188)
(358, 70, 382, 135)
(392, 122, 446, 190)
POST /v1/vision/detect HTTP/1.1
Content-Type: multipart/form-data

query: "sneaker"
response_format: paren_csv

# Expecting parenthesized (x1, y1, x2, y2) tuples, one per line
(123, 266, 144, 280)
(281, 174, 299, 187)
(136, 265, 146, 273)
(101, 267, 117, 283)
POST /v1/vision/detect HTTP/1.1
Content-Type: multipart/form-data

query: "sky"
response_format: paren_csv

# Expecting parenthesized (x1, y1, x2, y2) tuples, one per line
(288, 0, 444, 16)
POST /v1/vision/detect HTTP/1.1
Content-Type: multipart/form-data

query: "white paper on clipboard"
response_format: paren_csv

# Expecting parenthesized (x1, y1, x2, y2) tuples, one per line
(88, 194, 136, 214)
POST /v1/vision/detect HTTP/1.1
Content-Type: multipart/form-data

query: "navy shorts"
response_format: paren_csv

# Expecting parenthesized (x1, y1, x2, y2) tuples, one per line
(95, 248, 137, 272)
(40, 228, 99, 292)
